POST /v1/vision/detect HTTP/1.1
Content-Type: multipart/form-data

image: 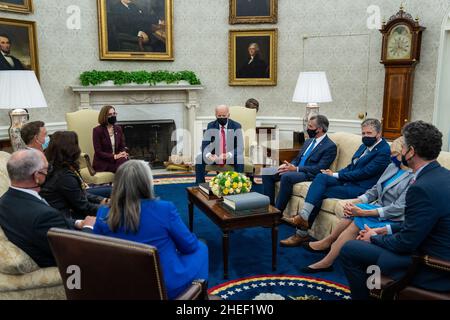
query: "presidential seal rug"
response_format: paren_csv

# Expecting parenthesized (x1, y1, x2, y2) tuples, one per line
(208, 275, 351, 300)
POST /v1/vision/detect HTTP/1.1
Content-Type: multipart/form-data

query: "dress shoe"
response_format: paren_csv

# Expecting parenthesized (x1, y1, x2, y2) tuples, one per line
(287, 215, 309, 230)
(302, 242, 330, 254)
(279, 234, 310, 247)
(300, 266, 334, 274)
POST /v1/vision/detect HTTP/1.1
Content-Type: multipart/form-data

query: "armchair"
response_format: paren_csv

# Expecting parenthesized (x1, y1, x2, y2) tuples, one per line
(65, 109, 114, 185)
(370, 255, 450, 300)
(47, 228, 209, 300)
(205, 106, 256, 175)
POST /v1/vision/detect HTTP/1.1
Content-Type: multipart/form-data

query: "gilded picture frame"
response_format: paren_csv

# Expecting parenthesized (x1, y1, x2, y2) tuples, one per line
(0, 17, 39, 78)
(229, 0, 277, 24)
(0, 0, 33, 14)
(229, 29, 277, 86)
(97, 0, 174, 61)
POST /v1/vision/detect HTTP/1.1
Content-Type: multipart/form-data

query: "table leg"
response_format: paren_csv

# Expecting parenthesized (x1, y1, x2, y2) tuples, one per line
(223, 231, 229, 279)
(188, 200, 194, 232)
(272, 225, 278, 271)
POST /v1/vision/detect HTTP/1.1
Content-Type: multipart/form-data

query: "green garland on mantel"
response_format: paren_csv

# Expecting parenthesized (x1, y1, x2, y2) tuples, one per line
(80, 70, 201, 86)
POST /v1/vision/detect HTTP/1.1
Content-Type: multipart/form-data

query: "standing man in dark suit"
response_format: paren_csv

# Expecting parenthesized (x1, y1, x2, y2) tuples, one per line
(0, 34, 25, 70)
(0, 149, 95, 268)
(341, 121, 450, 299)
(262, 115, 337, 213)
(281, 119, 391, 247)
(195, 105, 244, 184)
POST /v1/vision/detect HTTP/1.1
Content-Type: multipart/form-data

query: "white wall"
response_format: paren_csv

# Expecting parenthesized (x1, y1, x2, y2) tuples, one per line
(1, 0, 449, 132)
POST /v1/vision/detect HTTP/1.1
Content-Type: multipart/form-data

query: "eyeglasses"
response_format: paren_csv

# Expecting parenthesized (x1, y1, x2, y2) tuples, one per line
(108, 112, 118, 116)
(37, 164, 53, 176)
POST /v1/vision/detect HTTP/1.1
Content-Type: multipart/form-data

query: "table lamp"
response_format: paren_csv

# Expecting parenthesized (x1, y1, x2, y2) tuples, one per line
(0, 71, 48, 151)
(292, 71, 332, 131)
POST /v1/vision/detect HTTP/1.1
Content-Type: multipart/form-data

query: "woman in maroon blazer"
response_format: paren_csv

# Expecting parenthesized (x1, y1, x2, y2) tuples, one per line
(93, 105, 129, 173)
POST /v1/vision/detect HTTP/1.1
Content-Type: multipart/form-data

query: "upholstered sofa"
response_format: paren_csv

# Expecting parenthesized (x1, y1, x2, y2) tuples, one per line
(0, 151, 65, 300)
(276, 132, 450, 240)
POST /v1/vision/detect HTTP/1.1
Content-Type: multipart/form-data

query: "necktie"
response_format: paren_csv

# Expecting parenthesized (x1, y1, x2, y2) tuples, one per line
(299, 139, 316, 167)
(219, 126, 226, 166)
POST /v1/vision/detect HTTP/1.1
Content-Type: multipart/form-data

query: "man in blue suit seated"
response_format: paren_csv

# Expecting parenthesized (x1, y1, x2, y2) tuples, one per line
(341, 121, 450, 299)
(262, 115, 337, 212)
(281, 118, 391, 247)
(195, 105, 244, 184)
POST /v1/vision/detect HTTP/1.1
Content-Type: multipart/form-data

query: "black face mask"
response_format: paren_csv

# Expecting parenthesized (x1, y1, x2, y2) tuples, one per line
(307, 128, 319, 139)
(107, 116, 117, 125)
(217, 118, 228, 126)
(362, 136, 377, 148)
(401, 147, 412, 167)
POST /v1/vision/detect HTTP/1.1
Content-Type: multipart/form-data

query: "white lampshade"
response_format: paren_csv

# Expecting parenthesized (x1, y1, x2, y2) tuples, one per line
(0, 71, 48, 109)
(292, 72, 332, 104)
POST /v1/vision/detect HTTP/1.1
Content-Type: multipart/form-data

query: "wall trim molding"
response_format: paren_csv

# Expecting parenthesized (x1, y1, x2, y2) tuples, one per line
(0, 122, 67, 141)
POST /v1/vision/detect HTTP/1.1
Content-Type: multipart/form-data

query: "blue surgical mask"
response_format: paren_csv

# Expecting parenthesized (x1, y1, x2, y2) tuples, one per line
(42, 136, 50, 150)
(391, 155, 402, 168)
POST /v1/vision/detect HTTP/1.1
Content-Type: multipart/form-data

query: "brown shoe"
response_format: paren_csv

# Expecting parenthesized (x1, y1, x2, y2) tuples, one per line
(286, 215, 309, 230)
(280, 234, 310, 247)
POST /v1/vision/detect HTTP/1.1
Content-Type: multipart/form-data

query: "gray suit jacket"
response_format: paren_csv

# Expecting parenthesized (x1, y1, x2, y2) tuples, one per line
(358, 163, 414, 221)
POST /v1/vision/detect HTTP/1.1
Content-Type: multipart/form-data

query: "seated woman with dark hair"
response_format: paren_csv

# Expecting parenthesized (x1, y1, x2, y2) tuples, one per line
(94, 160, 208, 299)
(40, 131, 108, 219)
(93, 105, 129, 173)
(300, 138, 414, 273)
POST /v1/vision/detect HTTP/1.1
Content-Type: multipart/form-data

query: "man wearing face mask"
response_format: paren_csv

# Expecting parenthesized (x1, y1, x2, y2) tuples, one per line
(93, 105, 128, 173)
(195, 105, 244, 184)
(340, 121, 450, 299)
(0, 149, 95, 268)
(281, 118, 391, 247)
(262, 115, 337, 213)
(20, 121, 50, 152)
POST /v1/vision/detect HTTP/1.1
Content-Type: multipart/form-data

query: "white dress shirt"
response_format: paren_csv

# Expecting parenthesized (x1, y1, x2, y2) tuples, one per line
(205, 121, 233, 160)
(1, 51, 15, 68)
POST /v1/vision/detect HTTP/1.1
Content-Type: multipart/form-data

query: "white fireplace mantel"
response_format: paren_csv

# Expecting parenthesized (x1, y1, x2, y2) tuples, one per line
(71, 84, 204, 160)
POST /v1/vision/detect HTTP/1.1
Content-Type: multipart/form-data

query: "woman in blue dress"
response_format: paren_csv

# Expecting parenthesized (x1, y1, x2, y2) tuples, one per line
(93, 160, 208, 299)
(301, 138, 414, 273)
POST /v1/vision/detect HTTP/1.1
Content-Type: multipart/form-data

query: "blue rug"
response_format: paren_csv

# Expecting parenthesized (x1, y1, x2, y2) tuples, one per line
(154, 183, 350, 300)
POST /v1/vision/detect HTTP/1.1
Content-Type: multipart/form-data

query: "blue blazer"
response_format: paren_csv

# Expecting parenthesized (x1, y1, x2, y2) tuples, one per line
(200, 119, 244, 165)
(338, 139, 391, 190)
(94, 200, 208, 299)
(291, 135, 337, 179)
(371, 161, 450, 292)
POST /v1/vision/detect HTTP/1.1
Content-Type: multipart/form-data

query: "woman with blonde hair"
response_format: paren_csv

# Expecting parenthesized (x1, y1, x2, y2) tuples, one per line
(301, 137, 414, 273)
(93, 160, 208, 299)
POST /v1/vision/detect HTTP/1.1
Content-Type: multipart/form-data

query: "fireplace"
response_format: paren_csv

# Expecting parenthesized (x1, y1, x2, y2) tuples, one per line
(120, 120, 176, 169)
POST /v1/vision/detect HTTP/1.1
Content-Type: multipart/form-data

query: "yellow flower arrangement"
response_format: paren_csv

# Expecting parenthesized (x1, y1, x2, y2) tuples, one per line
(209, 171, 252, 197)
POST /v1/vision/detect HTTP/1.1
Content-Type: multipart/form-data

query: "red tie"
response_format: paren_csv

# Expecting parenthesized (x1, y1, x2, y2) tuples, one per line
(219, 126, 226, 166)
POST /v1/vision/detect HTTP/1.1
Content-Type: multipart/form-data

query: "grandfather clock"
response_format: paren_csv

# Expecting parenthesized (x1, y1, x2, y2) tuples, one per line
(380, 7, 425, 139)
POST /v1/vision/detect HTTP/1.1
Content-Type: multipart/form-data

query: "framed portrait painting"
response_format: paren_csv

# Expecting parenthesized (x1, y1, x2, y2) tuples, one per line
(0, 17, 39, 78)
(0, 0, 33, 14)
(229, 0, 277, 24)
(97, 0, 173, 61)
(229, 29, 277, 86)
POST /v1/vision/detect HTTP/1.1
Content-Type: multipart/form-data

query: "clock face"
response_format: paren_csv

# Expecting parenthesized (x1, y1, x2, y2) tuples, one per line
(386, 25, 413, 60)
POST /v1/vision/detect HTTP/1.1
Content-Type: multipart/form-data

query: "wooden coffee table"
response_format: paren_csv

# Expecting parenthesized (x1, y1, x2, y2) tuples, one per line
(186, 187, 281, 279)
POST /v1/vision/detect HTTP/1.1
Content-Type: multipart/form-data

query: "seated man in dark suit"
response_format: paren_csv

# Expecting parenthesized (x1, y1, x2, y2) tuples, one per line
(0, 149, 95, 268)
(341, 121, 450, 299)
(0, 34, 25, 70)
(281, 119, 391, 247)
(262, 115, 337, 212)
(195, 105, 244, 184)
